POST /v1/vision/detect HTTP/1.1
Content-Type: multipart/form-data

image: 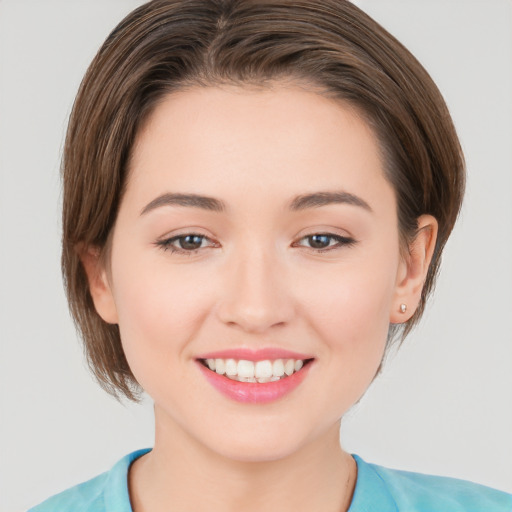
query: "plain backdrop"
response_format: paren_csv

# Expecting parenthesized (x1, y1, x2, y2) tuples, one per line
(1, 1, 511, 511)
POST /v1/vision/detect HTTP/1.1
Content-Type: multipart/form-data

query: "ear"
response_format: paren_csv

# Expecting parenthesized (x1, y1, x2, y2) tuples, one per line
(78, 244, 119, 324)
(390, 215, 438, 324)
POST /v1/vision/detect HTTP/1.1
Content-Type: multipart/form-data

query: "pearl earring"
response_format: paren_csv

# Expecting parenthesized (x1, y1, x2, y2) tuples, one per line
(400, 304, 407, 313)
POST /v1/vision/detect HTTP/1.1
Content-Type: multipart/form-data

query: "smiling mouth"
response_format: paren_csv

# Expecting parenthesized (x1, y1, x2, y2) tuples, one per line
(198, 357, 314, 383)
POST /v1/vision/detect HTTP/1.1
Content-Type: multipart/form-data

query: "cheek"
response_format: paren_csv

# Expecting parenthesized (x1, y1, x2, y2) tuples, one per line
(296, 250, 398, 397)
(110, 254, 215, 387)
(300, 255, 397, 343)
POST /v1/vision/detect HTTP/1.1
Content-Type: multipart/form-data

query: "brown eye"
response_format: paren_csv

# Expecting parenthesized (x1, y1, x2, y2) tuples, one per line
(308, 234, 332, 249)
(155, 233, 216, 255)
(178, 234, 205, 250)
(296, 233, 356, 252)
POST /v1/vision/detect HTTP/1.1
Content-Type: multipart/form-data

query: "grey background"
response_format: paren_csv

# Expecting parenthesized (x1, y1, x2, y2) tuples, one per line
(1, 1, 511, 511)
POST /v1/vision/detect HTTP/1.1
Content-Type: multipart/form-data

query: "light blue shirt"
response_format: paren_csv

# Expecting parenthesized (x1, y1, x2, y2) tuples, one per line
(29, 449, 512, 511)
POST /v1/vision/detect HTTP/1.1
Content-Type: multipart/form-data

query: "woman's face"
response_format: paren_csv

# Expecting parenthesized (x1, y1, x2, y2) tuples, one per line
(94, 82, 413, 461)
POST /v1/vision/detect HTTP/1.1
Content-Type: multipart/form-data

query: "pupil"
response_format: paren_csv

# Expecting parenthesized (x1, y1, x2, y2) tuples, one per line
(180, 235, 202, 250)
(309, 235, 330, 249)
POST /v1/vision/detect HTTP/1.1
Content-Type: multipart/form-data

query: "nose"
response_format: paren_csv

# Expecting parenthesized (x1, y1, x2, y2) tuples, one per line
(216, 244, 295, 334)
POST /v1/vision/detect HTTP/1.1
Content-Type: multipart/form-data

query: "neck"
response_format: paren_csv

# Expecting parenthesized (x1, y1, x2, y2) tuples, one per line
(129, 407, 357, 512)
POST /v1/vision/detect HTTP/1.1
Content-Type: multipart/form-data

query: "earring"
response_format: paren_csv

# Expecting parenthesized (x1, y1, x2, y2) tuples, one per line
(400, 304, 407, 313)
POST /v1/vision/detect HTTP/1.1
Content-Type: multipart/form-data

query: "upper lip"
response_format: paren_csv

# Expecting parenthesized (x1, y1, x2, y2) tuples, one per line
(195, 348, 314, 361)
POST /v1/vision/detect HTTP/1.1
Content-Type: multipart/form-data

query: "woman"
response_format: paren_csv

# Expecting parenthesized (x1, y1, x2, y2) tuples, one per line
(28, 1, 512, 510)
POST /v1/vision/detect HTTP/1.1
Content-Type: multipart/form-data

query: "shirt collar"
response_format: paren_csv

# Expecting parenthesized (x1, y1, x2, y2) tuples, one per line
(104, 448, 152, 512)
(103, 449, 398, 512)
(348, 454, 398, 512)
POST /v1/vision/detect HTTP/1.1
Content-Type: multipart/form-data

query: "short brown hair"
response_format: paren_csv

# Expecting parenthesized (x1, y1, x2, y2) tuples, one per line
(62, 0, 465, 401)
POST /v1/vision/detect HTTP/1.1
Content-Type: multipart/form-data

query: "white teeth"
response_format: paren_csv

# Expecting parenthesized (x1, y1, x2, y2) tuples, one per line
(272, 359, 285, 377)
(255, 360, 273, 379)
(226, 375, 258, 383)
(215, 359, 225, 375)
(204, 357, 309, 381)
(284, 359, 295, 376)
(237, 360, 255, 378)
(225, 359, 237, 376)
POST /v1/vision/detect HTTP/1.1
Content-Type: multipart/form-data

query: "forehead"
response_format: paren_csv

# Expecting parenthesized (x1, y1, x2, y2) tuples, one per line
(126, 82, 394, 215)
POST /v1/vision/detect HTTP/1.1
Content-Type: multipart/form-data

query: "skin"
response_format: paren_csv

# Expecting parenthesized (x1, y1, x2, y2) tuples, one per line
(82, 81, 437, 512)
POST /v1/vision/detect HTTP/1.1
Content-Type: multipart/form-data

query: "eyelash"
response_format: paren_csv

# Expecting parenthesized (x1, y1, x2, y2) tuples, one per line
(155, 232, 356, 256)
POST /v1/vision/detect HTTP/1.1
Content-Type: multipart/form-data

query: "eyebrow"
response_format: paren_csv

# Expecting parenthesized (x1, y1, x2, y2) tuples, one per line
(140, 190, 372, 216)
(288, 191, 372, 212)
(141, 193, 226, 215)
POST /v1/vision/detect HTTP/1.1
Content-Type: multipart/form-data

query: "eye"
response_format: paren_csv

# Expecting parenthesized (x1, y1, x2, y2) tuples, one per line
(295, 233, 356, 252)
(155, 233, 216, 255)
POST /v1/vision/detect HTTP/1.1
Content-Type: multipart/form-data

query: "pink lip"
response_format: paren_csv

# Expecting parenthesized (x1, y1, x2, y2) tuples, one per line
(196, 358, 313, 404)
(196, 348, 313, 361)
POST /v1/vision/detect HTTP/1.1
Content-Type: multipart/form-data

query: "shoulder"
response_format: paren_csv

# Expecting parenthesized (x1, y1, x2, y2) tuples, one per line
(27, 449, 151, 512)
(351, 454, 512, 512)
(371, 464, 512, 512)
(27, 472, 108, 512)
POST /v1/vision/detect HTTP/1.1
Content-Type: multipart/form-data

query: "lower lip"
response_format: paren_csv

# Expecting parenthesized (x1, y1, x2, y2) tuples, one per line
(196, 361, 312, 404)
